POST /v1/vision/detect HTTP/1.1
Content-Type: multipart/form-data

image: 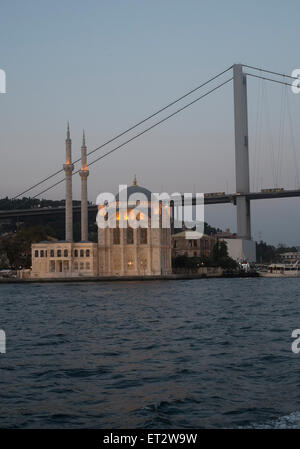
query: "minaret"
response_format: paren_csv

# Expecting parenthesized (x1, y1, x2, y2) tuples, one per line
(63, 122, 74, 242)
(79, 129, 89, 241)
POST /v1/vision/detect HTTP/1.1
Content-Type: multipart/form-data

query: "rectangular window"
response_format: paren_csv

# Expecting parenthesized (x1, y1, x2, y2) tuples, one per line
(113, 228, 120, 244)
(127, 228, 134, 244)
(49, 260, 55, 272)
(34, 250, 39, 258)
(140, 228, 147, 244)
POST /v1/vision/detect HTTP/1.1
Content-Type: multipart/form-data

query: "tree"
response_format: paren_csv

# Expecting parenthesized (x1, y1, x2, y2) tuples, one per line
(212, 240, 228, 261)
(173, 240, 238, 272)
(212, 240, 238, 270)
(0, 225, 56, 269)
(0, 251, 9, 269)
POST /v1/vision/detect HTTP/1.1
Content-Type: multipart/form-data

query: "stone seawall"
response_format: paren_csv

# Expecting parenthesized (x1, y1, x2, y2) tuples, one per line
(0, 271, 259, 283)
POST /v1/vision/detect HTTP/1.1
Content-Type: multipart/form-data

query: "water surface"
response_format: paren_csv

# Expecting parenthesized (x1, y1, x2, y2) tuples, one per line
(0, 278, 299, 428)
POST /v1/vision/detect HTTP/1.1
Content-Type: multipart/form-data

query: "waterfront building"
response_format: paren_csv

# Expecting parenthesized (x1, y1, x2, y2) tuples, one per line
(172, 231, 217, 259)
(30, 126, 172, 279)
(98, 177, 172, 276)
(222, 238, 256, 263)
(216, 228, 256, 262)
(279, 252, 300, 264)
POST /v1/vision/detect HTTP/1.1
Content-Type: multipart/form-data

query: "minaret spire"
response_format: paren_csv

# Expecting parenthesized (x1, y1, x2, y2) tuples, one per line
(80, 128, 89, 241)
(66, 121, 70, 140)
(63, 122, 74, 242)
(81, 129, 87, 171)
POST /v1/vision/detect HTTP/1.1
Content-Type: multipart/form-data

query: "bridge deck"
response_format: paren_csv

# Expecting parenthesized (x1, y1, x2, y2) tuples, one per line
(0, 189, 299, 219)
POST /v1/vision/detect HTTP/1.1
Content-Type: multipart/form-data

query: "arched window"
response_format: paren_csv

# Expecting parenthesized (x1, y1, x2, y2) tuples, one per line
(74, 249, 78, 257)
(80, 249, 84, 257)
(64, 249, 68, 257)
(127, 227, 134, 244)
(140, 258, 147, 271)
(113, 228, 120, 244)
(57, 250, 61, 257)
(50, 250, 54, 257)
(34, 250, 39, 258)
(86, 249, 90, 257)
(40, 250, 44, 257)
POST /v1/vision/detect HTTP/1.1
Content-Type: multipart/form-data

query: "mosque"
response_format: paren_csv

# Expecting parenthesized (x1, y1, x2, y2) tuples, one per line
(30, 125, 172, 278)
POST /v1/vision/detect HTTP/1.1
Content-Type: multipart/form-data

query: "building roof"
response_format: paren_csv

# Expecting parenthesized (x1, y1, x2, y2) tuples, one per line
(116, 184, 153, 202)
(172, 231, 209, 239)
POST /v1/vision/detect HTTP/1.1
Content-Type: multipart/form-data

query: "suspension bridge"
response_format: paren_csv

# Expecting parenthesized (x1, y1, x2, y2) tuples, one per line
(1, 63, 300, 242)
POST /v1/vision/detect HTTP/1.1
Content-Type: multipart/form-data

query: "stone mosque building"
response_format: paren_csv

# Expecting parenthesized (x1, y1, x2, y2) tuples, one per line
(30, 125, 172, 278)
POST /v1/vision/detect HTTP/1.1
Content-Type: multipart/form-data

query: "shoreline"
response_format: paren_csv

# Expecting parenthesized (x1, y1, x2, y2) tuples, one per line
(0, 272, 259, 283)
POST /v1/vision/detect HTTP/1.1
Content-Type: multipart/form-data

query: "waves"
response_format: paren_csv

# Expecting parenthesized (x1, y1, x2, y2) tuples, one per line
(244, 411, 300, 429)
(1, 278, 300, 428)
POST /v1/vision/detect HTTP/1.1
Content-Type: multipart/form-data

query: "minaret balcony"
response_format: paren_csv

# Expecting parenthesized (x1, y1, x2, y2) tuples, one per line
(63, 163, 74, 172)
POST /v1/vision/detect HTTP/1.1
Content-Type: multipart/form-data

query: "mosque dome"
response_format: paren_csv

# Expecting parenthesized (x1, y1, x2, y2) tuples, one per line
(115, 176, 152, 202)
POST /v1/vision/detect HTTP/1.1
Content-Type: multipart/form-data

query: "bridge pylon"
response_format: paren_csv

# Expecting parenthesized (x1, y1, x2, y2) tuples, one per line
(233, 63, 251, 240)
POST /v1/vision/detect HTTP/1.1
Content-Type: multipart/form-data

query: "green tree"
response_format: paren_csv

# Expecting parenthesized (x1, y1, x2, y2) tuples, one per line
(0, 225, 55, 269)
(212, 240, 238, 270)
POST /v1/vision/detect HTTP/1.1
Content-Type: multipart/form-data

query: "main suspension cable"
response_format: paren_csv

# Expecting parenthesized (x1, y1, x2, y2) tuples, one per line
(12, 65, 233, 200)
(32, 77, 233, 199)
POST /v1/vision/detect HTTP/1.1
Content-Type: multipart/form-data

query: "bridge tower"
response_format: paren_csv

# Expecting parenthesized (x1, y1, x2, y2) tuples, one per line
(233, 64, 251, 239)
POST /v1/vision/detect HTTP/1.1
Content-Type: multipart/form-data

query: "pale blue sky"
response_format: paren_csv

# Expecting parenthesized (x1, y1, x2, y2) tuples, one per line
(1, 0, 300, 245)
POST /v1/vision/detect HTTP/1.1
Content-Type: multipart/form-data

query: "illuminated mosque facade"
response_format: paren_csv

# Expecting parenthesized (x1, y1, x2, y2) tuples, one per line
(30, 125, 172, 279)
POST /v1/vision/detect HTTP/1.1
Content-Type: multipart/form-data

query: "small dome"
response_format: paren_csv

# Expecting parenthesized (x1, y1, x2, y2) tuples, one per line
(116, 185, 152, 202)
(116, 179, 152, 202)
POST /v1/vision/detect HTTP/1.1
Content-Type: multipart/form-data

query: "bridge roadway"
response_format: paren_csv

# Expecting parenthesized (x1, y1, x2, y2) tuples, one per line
(0, 189, 300, 220)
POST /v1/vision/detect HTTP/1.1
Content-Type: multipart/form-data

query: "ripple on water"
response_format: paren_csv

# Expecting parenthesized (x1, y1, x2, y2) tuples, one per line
(0, 278, 299, 428)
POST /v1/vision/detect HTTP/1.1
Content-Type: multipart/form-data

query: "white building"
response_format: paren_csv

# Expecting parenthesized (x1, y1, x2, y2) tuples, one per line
(98, 178, 172, 276)
(223, 238, 256, 263)
(279, 252, 300, 264)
